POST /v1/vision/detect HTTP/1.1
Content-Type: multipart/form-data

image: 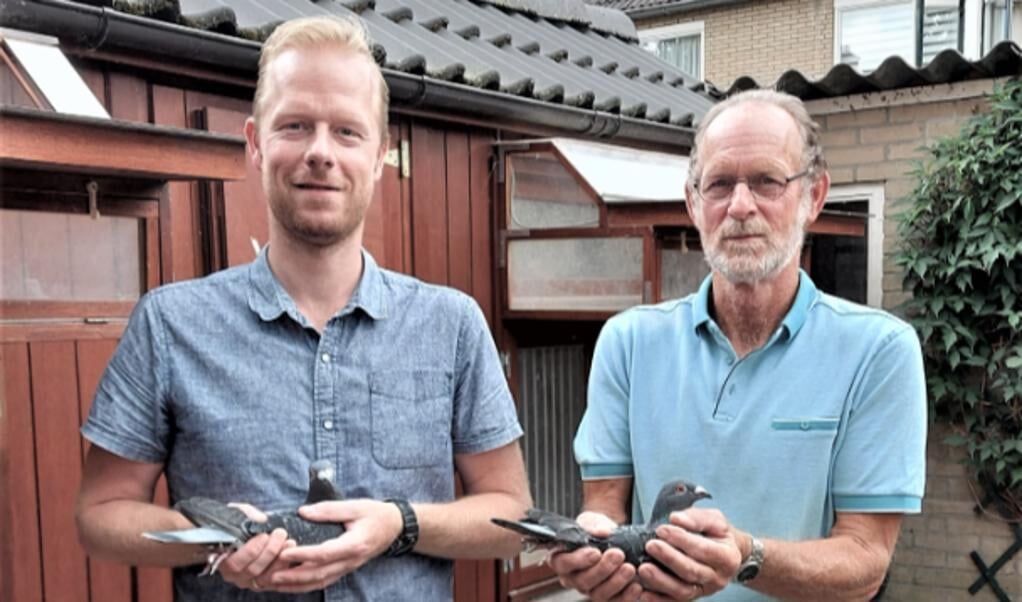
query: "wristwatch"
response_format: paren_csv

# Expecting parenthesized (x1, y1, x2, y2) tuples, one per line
(383, 498, 419, 558)
(735, 535, 765, 584)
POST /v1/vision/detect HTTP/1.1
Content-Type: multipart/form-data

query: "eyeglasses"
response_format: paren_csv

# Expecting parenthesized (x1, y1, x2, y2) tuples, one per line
(695, 169, 811, 204)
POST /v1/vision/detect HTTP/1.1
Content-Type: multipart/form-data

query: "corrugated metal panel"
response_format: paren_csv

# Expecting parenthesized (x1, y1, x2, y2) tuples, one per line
(86, 0, 714, 125)
(518, 345, 587, 518)
(723, 40, 1022, 101)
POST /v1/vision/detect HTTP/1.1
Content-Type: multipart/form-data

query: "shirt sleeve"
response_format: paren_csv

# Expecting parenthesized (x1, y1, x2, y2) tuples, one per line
(574, 314, 635, 480)
(831, 324, 928, 513)
(450, 294, 523, 455)
(80, 291, 172, 464)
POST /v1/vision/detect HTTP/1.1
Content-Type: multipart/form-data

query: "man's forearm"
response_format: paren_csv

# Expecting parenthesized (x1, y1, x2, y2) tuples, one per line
(413, 491, 529, 559)
(744, 534, 891, 601)
(76, 499, 206, 567)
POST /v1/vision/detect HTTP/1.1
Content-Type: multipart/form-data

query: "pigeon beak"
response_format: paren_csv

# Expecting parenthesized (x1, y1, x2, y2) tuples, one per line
(694, 485, 712, 500)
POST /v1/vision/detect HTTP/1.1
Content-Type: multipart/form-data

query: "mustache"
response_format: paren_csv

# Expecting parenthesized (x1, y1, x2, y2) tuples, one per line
(718, 218, 768, 238)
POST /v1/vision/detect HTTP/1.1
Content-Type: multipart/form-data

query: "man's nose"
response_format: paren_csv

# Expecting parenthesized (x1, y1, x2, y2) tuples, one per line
(726, 181, 757, 218)
(304, 125, 334, 169)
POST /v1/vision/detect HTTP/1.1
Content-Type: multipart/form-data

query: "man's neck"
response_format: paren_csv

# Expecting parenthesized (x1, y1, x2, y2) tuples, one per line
(710, 262, 801, 358)
(266, 233, 364, 332)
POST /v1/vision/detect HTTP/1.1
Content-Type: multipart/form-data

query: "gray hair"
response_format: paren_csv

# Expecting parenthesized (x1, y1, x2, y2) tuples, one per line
(687, 89, 826, 195)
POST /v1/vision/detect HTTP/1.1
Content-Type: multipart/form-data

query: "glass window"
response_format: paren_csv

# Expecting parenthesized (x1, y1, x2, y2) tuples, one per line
(507, 237, 644, 311)
(507, 152, 600, 230)
(640, 22, 704, 80)
(983, 0, 1021, 52)
(659, 233, 710, 300)
(838, 2, 915, 71)
(808, 201, 869, 304)
(922, 1, 962, 64)
(0, 209, 141, 301)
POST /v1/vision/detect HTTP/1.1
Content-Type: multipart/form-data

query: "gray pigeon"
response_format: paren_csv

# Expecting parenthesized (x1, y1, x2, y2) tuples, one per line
(491, 479, 711, 570)
(143, 459, 345, 547)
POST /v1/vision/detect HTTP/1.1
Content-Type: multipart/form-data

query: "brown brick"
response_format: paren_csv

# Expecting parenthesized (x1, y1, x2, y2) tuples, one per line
(914, 567, 978, 588)
(926, 118, 966, 141)
(915, 533, 980, 552)
(924, 499, 976, 514)
(825, 144, 886, 167)
(827, 166, 855, 184)
(817, 126, 858, 149)
(861, 122, 924, 144)
(889, 100, 970, 124)
(826, 108, 887, 129)
(857, 161, 915, 182)
(888, 142, 928, 160)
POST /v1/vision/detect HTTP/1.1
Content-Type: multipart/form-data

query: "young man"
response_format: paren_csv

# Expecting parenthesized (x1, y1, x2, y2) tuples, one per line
(76, 16, 530, 601)
(549, 90, 926, 601)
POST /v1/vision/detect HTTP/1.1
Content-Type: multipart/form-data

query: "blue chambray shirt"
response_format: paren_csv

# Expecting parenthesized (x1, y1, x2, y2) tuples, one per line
(82, 249, 523, 601)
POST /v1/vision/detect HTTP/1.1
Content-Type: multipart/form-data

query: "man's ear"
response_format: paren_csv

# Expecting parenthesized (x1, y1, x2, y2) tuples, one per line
(244, 117, 262, 171)
(806, 170, 832, 223)
(685, 185, 702, 230)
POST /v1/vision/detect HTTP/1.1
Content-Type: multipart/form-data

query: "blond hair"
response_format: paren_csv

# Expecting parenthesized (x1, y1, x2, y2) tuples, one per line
(253, 16, 389, 137)
(687, 89, 826, 195)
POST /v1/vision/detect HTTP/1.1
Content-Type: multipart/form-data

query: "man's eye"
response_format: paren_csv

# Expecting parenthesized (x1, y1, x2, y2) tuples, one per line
(336, 127, 360, 138)
(282, 122, 305, 131)
(705, 178, 734, 191)
(752, 174, 784, 187)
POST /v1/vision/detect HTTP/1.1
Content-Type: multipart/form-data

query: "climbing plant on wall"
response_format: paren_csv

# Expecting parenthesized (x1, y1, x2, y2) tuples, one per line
(897, 78, 1022, 519)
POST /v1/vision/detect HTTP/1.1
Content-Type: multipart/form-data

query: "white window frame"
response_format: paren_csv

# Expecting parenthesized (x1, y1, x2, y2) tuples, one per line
(825, 184, 885, 307)
(639, 21, 705, 80)
(833, 0, 917, 66)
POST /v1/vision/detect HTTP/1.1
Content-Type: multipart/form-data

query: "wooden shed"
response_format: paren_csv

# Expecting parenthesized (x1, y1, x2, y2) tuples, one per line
(0, 1, 870, 600)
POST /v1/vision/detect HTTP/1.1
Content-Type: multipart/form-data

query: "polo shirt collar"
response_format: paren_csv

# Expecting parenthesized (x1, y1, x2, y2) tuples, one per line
(247, 247, 389, 323)
(690, 269, 819, 340)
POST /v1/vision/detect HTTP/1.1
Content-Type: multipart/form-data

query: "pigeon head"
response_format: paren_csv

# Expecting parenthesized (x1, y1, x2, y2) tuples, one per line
(304, 460, 343, 504)
(647, 479, 711, 526)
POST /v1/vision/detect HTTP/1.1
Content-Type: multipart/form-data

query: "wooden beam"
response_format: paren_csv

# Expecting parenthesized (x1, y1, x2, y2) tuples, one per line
(0, 106, 245, 181)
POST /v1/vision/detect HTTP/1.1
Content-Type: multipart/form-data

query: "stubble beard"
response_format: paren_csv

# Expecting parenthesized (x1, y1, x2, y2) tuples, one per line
(703, 192, 811, 284)
(267, 181, 370, 249)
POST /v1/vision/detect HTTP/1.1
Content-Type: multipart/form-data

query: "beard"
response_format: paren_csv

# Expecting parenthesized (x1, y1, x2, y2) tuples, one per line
(702, 192, 811, 284)
(265, 177, 371, 248)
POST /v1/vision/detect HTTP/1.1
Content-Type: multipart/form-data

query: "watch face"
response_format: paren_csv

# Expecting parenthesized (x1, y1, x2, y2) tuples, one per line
(737, 565, 760, 583)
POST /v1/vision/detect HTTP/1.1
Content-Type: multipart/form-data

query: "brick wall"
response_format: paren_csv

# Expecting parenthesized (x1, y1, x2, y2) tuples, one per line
(637, 0, 833, 89)
(806, 79, 1022, 600)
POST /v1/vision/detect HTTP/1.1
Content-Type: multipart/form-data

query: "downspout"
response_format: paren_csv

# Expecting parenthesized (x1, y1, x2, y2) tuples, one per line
(0, 0, 696, 150)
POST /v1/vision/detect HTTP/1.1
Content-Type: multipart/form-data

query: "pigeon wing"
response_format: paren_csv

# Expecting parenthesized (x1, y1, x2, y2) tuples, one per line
(175, 497, 250, 542)
(245, 513, 345, 546)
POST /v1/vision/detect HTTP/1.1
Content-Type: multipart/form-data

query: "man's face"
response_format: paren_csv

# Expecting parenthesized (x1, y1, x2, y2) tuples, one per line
(244, 45, 387, 248)
(687, 103, 824, 284)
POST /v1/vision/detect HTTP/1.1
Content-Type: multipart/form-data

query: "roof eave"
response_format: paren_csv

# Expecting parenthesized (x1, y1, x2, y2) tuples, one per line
(628, 0, 750, 21)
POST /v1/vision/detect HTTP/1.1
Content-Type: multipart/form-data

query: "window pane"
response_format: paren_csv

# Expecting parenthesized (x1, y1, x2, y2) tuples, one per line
(840, 2, 914, 71)
(0, 209, 141, 301)
(660, 242, 710, 300)
(922, 3, 961, 64)
(643, 34, 701, 80)
(983, 0, 1021, 52)
(508, 238, 643, 311)
(508, 152, 600, 230)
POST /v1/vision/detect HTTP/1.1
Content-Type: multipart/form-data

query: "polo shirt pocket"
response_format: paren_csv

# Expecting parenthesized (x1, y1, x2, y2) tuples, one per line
(370, 370, 453, 469)
(770, 417, 840, 433)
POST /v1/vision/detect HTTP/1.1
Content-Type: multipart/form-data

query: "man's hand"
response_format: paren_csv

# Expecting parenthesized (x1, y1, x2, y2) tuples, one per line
(637, 508, 743, 600)
(547, 511, 643, 601)
(217, 503, 295, 592)
(266, 499, 403, 593)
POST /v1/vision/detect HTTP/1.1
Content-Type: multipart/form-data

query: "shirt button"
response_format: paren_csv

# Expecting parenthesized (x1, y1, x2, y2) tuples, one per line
(321, 353, 331, 363)
(323, 419, 334, 430)
(800, 420, 811, 430)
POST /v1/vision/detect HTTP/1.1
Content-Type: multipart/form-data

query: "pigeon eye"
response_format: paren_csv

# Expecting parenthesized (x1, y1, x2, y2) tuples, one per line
(676, 484, 687, 493)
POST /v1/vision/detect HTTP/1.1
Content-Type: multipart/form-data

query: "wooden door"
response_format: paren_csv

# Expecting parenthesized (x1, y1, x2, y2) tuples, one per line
(0, 174, 171, 602)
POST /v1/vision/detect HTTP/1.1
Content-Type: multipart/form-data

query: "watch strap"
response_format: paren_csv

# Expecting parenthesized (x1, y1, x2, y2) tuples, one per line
(383, 498, 419, 558)
(735, 535, 765, 584)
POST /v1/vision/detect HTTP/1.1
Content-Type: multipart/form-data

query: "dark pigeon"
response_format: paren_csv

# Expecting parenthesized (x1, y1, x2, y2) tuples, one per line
(491, 479, 711, 570)
(144, 459, 345, 547)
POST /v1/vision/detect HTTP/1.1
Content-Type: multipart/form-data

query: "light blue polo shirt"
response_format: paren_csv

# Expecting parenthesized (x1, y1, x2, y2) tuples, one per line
(574, 271, 926, 601)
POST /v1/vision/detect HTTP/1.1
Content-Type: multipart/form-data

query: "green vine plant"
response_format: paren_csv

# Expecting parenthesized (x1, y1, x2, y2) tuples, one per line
(897, 77, 1022, 521)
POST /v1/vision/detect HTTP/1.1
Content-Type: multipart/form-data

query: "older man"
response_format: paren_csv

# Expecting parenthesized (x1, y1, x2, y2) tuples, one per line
(76, 15, 530, 601)
(549, 90, 927, 601)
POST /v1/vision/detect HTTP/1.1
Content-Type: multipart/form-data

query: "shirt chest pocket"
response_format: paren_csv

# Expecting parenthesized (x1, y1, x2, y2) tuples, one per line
(767, 417, 841, 469)
(369, 370, 453, 469)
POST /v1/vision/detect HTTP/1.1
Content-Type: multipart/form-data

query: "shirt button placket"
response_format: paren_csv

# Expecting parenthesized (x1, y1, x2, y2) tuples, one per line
(315, 339, 337, 462)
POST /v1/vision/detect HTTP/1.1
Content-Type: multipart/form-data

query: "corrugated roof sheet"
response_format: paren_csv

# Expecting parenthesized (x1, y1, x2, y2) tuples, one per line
(721, 41, 1022, 101)
(586, 0, 750, 16)
(69, 0, 714, 126)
